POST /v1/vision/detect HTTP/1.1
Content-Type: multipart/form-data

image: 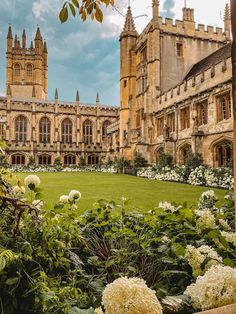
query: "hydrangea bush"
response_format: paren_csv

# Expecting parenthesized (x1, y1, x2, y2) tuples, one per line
(0, 168, 235, 313)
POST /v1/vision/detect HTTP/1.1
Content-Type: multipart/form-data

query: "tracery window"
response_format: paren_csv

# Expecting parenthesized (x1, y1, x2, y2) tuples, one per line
(102, 120, 111, 141)
(179, 144, 192, 165)
(217, 93, 231, 121)
(39, 117, 50, 143)
(167, 112, 175, 132)
(38, 155, 51, 165)
(83, 119, 93, 145)
(64, 155, 76, 165)
(215, 141, 232, 167)
(87, 155, 99, 165)
(197, 100, 208, 126)
(14, 63, 21, 76)
(27, 64, 33, 76)
(180, 107, 190, 130)
(156, 117, 164, 137)
(15, 115, 27, 142)
(12, 155, 25, 165)
(61, 118, 72, 144)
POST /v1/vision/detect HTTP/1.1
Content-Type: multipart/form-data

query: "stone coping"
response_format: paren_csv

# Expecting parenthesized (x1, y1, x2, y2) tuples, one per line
(195, 303, 236, 314)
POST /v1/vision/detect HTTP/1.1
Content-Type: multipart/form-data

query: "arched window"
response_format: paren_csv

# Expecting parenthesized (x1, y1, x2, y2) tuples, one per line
(27, 64, 33, 76)
(156, 147, 164, 164)
(88, 155, 99, 165)
(215, 141, 233, 167)
(83, 120, 93, 145)
(14, 64, 21, 76)
(38, 155, 51, 165)
(61, 118, 72, 144)
(12, 154, 25, 165)
(102, 120, 111, 140)
(39, 117, 50, 143)
(15, 115, 27, 142)
(64, 155, 76, 165)
(179, 144, 192, 165)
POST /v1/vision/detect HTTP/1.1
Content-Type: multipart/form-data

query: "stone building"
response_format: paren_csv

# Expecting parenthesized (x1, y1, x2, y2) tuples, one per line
(112, 1, 234, 167)
(0, 27, 119, 166)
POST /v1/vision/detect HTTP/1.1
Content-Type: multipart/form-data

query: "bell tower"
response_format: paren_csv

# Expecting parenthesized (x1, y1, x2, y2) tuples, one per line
(6, 26, 48, 100)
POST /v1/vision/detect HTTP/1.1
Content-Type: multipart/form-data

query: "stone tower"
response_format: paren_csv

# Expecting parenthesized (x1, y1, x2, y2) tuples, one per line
(6, 26, 48, 100)
(119, 6, 138, 158)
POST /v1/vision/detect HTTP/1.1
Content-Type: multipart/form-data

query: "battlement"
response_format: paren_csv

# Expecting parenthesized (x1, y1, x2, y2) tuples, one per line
(158, 16, 228, 42)
(154, 55, 232, 112)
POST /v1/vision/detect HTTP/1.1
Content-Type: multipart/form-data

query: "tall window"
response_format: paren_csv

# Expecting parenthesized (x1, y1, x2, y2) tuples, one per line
(215, 141, 233, 167)
(27, 64, 33, 76)
(61, 118, 72, 144)
(179, 144, 192, 165)
(156, 117, 164, 137)
(197, 100, 208, 126)
(217, 93, 231, 121)
(14, 64, 21, 76)
(88, 155, 99, 165)
(156, 147, 164, 163)
(64, 155, 76, 165)
(0, 124, 4, 140)
(15, 115, 27, 142)
(180, 107, 190, 130)
(83, 120, 93, 144)
(39, 117, 50, 143)
(176, 43, 183, 57)
(102, 120, 111, 140)
(167, 112, 175, 132)
(38, 155, 51, 165)
(12, 155, 25, 165)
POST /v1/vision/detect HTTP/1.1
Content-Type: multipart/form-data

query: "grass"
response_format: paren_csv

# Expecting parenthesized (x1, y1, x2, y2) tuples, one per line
(12, 172, 227, 212)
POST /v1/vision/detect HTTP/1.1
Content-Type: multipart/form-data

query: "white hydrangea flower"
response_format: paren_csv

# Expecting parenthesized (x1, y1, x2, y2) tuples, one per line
(158, 201, 177, 213)
(219, 219, 230, 231)
(185, 265, 236, 310)
(59, 195, 69, 203)
(68, 190, 81, 202)
(24, 175, 41, 188)
(32, 200, 44, 210)
(12, 185, 26, 194)
(94, 308, 104, 314)
(102, 277, 163, 314)
(185, 245, 222, 277)
(195, 209, 216, 231)
(221, 231, 236, 247)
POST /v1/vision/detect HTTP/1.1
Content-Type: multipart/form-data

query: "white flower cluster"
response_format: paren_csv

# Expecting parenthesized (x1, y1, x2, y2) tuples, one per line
(137, 166, 233, 190)
(221, 231, 236, 247)
(185, 245, 222, 277)
(158, 202, 178, 213)
(24, 175, 41, 188)
(102, 277, 163, 314)
(32, 200, 44, 210)
(195, 209, 216, 231)
(12, 185, 26, 195)
(185, 265, 236, 310)
(59, 190, 81, 207)
(198, 190, 218, 210)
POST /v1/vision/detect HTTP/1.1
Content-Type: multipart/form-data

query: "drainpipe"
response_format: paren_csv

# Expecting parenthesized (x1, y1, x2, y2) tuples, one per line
(231, 0, 236, 228)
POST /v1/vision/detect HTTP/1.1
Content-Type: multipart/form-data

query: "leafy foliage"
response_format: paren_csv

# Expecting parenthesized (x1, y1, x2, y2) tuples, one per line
(133, 153, 148, 169)
(59, 0, 115, 24)
(157, 153, 173, 168)
(0, 168, 235, 313)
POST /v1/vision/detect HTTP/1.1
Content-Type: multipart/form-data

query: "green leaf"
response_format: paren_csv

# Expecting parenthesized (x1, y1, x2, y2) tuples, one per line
(69, 3, 76, 16)
(59, 6, 69, 23)
(6, 277, 19, 285)
(223, 258, 235, 267)
(172, 243, 186, 257)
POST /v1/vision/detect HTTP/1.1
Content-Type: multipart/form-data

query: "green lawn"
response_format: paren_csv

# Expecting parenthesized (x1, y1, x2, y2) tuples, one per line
(13, 172, 227, 211)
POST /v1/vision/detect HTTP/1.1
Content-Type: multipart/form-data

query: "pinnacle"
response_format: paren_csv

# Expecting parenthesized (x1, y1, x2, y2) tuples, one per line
(224, 3, 230, 20)
(7, 25, 13, 39)
(76, 90, 80, 102)
(35, 26, 42, 40)
(43, 41, 48, 53)
(122, 6, 138, 34)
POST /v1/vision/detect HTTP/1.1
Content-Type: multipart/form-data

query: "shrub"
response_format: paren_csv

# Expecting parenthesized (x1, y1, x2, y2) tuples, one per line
(157, 153, 173, 168)
(133, 152, 148, 169)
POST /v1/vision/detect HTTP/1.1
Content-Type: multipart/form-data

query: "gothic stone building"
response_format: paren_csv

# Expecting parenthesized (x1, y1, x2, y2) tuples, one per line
(0, 27, 119, 166)
(110, 1, 234, 167)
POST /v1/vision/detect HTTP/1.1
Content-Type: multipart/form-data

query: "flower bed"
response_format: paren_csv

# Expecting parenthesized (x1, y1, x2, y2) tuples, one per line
(137, 166, 233, 190)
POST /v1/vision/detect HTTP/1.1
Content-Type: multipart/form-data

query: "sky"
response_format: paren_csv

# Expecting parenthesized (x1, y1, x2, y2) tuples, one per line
(0, 0, 229, 105)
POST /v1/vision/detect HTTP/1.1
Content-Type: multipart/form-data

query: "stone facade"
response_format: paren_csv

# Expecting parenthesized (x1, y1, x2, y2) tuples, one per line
(116, 1, 233, 167)
(0, 27, 119, 166)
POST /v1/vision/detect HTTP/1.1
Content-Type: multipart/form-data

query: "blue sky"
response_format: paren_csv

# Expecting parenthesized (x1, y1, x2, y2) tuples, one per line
(0, 0, 229, 105)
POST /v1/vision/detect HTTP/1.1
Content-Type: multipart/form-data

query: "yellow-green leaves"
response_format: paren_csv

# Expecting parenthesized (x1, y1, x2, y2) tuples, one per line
(59, 0, 114, 24)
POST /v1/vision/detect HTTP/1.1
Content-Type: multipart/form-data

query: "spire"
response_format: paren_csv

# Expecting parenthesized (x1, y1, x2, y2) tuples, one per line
(76, 90, 80, 102)
(30, 40, 34, 49)
(35, 26, 42, 40)
(43, 40, 47, 53)
(153, 0, 159, 21)
(96, 92, 100, 105)
(122, 6, 138, 35)
(7, 84, 11, 97)
(14, 34, 18, 48)
(22, 29, 26, 48)
(224, 3, 231, 35)
(55, 88, 58, 100)
(32, 85, 36, 98)
(7, 26, 13, 39)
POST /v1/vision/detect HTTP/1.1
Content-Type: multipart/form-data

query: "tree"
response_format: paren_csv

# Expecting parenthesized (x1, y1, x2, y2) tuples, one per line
(59, 0, 115, 24)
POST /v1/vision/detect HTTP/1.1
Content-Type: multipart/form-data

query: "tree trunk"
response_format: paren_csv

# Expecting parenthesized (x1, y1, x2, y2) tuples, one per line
(231, 0, 236, 228)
